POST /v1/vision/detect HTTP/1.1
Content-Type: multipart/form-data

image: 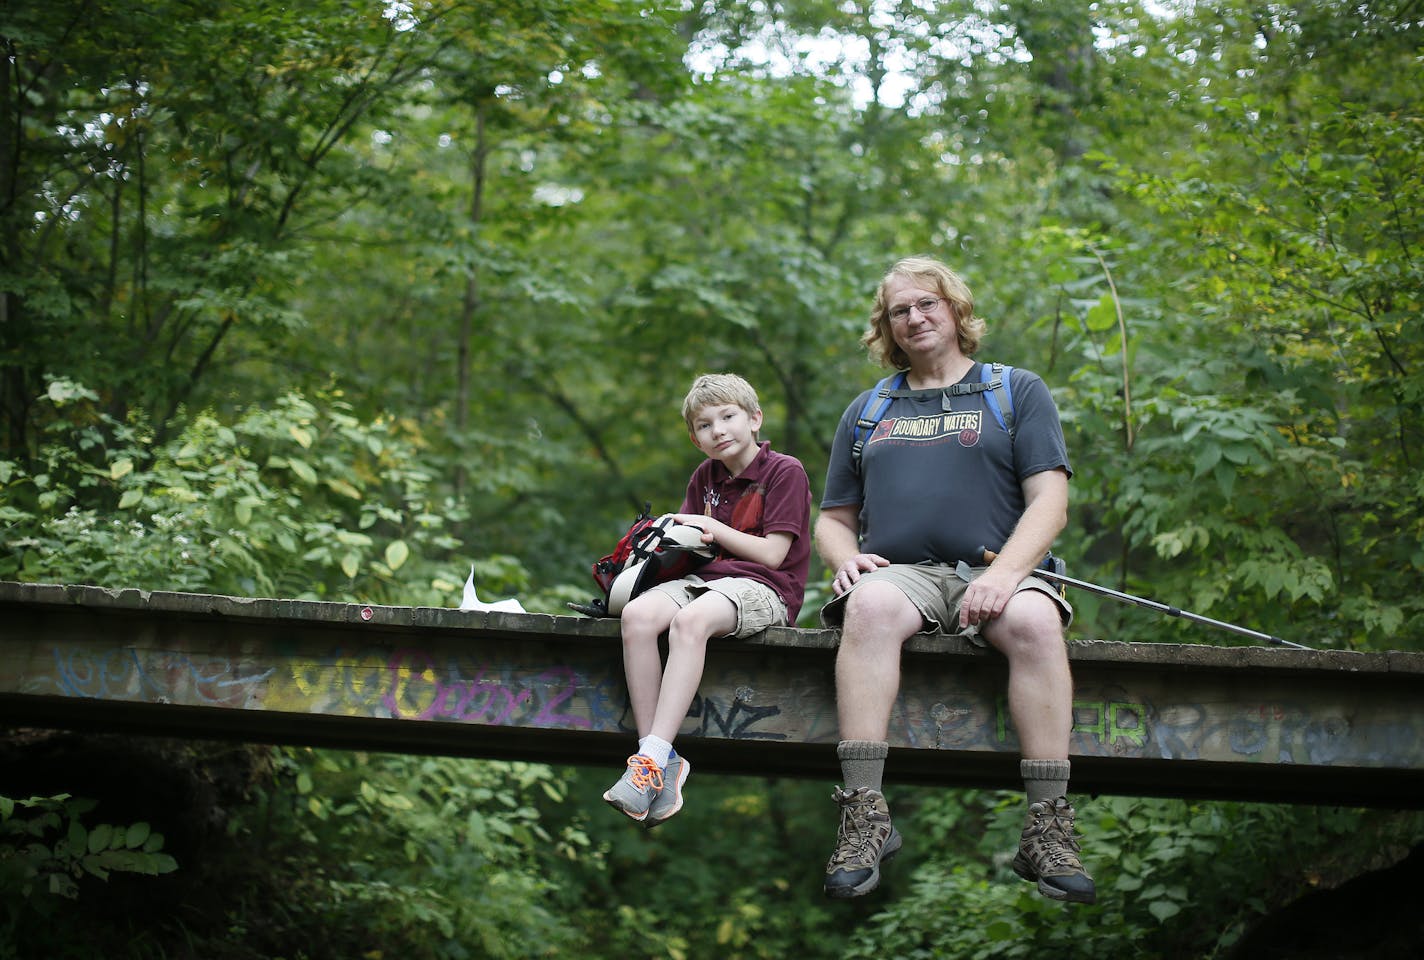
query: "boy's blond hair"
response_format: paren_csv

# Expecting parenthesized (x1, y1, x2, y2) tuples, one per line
(681, 373, 761, 432)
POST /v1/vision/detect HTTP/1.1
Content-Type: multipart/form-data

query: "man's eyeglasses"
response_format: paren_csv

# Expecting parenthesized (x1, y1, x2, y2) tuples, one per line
(887, 296, 943, 322)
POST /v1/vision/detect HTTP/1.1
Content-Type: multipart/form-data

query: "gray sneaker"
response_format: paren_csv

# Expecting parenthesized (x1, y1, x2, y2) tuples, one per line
(823, 786, 903, 898)
(1011, 796, 1097, 904)
(643, 754, 690, 829)
(603, 755, 663, 822)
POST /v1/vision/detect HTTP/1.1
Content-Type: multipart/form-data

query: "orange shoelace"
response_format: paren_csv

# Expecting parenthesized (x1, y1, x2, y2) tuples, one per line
(624, 754, 664, 792)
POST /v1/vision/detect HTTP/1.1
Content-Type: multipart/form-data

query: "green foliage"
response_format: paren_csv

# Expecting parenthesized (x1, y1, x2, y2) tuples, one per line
(7, 0, 1420, 649)
(215, 750, 595, 960)
(846, 792, 1423, 960)
(3, 1, 1424, 957)
(1, 0, 445, 436)
(0, 793, 177, 914)
(563, 771, 863, 959)
(0, 379, 565, 608)
(1087, 69, 1424, 648)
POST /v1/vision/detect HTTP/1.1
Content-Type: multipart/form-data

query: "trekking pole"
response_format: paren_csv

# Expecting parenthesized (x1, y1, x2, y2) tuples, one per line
(979, 549, 1311, 650)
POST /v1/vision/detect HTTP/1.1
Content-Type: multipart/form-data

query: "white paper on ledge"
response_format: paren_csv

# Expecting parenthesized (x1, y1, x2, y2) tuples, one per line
(458, 565, 526, 613)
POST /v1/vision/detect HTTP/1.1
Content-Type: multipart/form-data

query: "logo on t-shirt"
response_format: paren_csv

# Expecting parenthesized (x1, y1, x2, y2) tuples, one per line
(869, 412, 983, 449)
(729, 483, 765, 533)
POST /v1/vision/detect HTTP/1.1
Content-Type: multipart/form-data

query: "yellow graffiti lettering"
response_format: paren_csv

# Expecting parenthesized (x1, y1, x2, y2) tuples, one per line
(343, 658, 389, 704)
(389, 662, 440, 718)
(291, 661, 325, 697)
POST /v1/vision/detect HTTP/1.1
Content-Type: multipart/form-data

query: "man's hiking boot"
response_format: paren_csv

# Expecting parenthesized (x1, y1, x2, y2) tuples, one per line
(603, 755, 663, 822)
(823, 786, 902, 899)
(643, 754, 690, 829)
(1011, 796, 1097, 904)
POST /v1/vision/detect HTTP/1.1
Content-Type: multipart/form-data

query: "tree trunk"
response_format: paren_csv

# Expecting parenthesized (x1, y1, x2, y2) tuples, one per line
(454, 99, 489, 498)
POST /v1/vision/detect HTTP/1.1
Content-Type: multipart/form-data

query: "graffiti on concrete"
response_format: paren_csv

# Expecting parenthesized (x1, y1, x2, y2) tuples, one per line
(17, 640, 1421, 765)
(48, 646, 273, 708)
(278, 647, 603, 730)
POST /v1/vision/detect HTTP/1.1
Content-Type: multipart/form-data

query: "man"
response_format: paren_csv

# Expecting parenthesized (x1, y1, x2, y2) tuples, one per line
(816, 256, 1095, 904)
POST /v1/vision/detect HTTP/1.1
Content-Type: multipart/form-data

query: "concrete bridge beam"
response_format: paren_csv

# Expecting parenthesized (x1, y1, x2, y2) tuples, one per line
(2, 582, 1421, 808)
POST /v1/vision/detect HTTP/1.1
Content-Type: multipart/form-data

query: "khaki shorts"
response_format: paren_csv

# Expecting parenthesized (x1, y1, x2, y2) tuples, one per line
(819, 561, 1072, 643)
(645, 575, 789, 639)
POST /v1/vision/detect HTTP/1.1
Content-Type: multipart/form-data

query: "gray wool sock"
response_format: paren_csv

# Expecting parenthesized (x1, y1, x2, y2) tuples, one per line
(838, 740, 890, 792)
(1020, 758, 1071, 805)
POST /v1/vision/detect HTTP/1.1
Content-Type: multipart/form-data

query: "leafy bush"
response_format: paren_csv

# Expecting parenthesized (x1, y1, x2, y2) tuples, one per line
(0, 793, 177, 900)
(0, 380, 559, 609)
(214, 749, 597, 960)
(843, 791, 1423, 960)
(0, 793, 178, 956)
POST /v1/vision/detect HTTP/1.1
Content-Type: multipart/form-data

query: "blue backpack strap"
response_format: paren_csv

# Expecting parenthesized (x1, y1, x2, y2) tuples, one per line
(851, 371, 906, 467)
(982, 362, 1015, 437)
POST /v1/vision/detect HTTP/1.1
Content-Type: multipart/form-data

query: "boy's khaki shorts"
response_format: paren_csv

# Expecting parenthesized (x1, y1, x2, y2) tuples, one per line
(819, 561, 1072, 643)
(644, 575, 789, 638)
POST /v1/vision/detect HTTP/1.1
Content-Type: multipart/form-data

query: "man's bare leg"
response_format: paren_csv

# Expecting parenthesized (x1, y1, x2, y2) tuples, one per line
(824, 581, 922, 898)
(985, 590, 1095, 904)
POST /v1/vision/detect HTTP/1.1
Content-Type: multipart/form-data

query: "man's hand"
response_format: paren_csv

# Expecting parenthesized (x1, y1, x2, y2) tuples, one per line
(830, 553, 890, 596)
(958, 566, 1021, 628)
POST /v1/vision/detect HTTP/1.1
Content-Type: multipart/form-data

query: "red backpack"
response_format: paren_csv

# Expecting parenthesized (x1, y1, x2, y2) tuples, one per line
(567, 507, 715, 618)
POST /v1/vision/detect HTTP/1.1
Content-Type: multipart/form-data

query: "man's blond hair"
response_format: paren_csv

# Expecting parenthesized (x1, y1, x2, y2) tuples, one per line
(862, 256, 988, 369)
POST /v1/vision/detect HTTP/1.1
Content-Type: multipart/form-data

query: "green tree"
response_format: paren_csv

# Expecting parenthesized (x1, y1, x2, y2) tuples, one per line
(4, 2, 1423, 956)
(2, 1, 446, 457)
(1080, 1, 1424, 649)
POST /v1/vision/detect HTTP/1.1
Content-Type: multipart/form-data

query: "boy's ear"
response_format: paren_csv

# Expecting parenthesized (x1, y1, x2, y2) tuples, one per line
(750, 407, 764, 433)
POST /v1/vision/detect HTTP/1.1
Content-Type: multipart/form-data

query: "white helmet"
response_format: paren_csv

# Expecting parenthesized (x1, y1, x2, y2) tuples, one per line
(605, 515, 715, 615)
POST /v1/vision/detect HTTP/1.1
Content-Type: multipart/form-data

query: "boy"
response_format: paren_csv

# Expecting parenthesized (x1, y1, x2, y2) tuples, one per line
(603, 373, 812, 826)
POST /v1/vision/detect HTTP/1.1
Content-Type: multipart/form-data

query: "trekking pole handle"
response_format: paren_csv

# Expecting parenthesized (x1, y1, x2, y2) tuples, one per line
(979, 547, 1048, 569)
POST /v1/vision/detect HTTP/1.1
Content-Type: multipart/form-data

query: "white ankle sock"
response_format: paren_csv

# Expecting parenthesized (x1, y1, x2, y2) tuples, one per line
(639, 735, 674, 769)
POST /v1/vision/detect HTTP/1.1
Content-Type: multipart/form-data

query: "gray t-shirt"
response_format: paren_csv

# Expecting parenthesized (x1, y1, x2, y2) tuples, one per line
(821, 363, 1071, 565)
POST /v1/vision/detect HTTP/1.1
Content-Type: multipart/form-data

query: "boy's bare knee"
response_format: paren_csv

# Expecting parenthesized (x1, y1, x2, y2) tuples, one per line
(666, 622, 712, 654)
(669, 599, 733, 646)
(620, 598, 671, 642)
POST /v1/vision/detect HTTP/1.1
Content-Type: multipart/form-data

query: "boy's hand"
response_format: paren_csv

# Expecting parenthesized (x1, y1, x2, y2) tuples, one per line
(671, 513, 718, 546)
(672, 514, 792, 569)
